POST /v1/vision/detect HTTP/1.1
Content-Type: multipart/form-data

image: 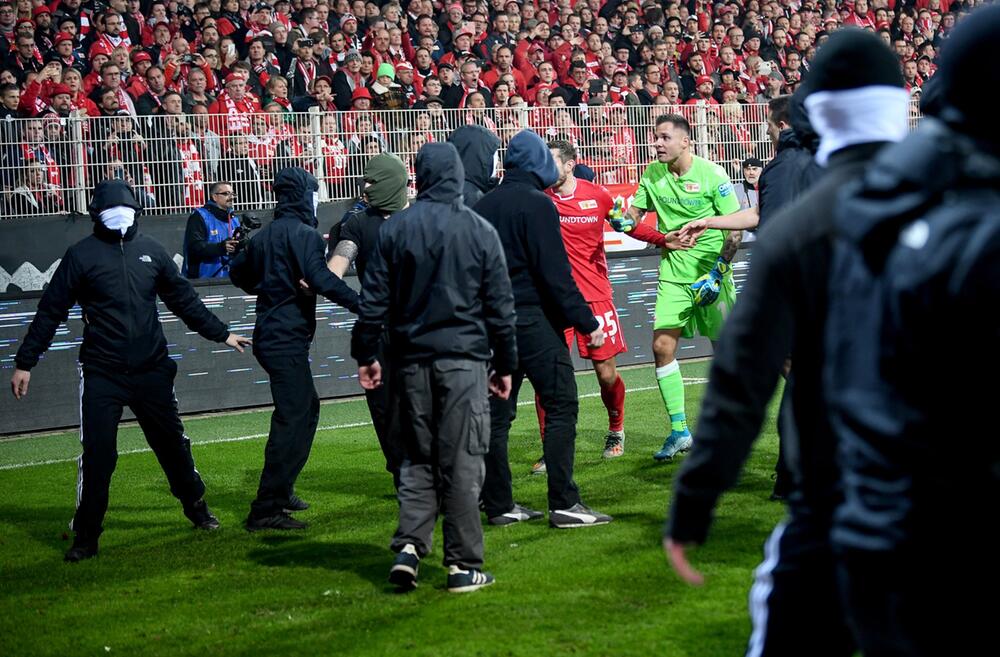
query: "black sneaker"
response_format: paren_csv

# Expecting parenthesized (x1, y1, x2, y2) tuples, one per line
(549, 503, 613, 529)
(183, 499, 221, 530)
(488, 503, 544, 526)
(64, 536, 99, 563)
(388, 544, 420, 591)
(446, 566, 495, 593)
(283, 494, 310, 513)
(245, 512, 308, 532)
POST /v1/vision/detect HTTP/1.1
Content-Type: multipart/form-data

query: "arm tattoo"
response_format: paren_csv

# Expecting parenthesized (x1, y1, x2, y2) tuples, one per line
(720, 229, 743, 263)
(332, 240, 359, 263)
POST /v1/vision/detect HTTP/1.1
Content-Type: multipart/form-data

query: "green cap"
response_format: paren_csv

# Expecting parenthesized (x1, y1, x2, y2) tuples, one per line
(376, 62, 396, 80)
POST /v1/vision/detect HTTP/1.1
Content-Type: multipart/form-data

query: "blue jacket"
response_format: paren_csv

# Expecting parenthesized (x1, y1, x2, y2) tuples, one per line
(182, 203, 240, 279)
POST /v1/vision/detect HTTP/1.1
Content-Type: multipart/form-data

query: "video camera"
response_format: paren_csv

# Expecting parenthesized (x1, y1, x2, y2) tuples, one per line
(232, 214, 262, 251)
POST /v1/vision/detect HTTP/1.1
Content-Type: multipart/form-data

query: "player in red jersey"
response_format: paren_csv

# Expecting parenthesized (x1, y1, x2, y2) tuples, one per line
(533, 139, 628, 467)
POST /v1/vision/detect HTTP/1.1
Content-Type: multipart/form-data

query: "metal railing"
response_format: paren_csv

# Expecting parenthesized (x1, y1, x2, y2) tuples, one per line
(0, 101, 920, 219)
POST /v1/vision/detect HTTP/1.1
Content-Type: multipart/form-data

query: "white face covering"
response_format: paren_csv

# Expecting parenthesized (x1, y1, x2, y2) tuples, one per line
(99, 206, 136, 235)
(491, 150, 501, 179)
(312, 191, 320, 217)
(804, 85, 910, 166)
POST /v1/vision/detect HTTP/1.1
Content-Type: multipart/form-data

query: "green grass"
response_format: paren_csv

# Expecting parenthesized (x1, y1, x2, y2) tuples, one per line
(0, 361, 785, 657)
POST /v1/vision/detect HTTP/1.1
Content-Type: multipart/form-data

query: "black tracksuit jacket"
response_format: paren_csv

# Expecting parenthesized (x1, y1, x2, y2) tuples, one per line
(230, 167, 360, 357)
(15, 187, 229, 374)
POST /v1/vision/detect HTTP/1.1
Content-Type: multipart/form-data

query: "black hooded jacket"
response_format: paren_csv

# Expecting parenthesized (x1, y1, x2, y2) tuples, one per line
(825, 120, 1000, 552)
(230, 167, 360, 356)
(15, 180, 229, 374)
(757, 91, 824, 228)
(351, 142, 517, 374)
(473, 131, 598, 335)
(448, 125, 501, 207)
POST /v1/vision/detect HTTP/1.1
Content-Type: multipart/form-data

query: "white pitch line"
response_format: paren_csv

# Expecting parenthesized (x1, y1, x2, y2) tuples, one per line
(0, 380, 708, 471)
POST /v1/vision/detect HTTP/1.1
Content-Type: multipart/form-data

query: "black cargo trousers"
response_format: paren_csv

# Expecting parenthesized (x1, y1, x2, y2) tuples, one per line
(73, 356, 206, 539)
(482, 305, 581, 517)
(365, 337, 405, 489)
(391, 358, 490, 569)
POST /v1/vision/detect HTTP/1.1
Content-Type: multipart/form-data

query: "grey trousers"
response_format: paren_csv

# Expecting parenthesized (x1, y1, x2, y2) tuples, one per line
(390, 358, 490, 569)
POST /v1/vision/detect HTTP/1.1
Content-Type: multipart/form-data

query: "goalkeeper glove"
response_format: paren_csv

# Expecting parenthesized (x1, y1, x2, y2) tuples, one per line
(690, 257, 731, 307)
(608, 198, 635, 232)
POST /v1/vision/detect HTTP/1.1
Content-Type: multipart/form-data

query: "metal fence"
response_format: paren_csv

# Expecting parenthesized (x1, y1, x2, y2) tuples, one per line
(0, 101, 920, 219)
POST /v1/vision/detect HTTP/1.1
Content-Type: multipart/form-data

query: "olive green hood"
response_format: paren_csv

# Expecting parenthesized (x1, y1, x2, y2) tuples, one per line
(363, 153, 409, 213)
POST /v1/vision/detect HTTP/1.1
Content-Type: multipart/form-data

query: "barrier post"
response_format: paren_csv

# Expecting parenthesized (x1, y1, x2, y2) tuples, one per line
(70, 110, 88, 214)
(309, 106, 328, 201)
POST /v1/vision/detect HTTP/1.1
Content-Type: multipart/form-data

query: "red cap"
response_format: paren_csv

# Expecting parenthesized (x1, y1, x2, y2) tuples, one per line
(89, 41, 114, 57)
(454, 25, 475, 38)
(341, 13, 357, 23)
(447, 3, 463, 12)
(351, 86, 372, 102)
(224, 72, 244, 84)
(314, 74, 333, 86)
(32, 5, 51, 17)
(131, 51, 152, 64)
(16, 18, 35, 28)
(49, 83, 72, 97)
(395, 61, 413, 71)
(54, 31, 74, 44)
(696, 74, 714, 86)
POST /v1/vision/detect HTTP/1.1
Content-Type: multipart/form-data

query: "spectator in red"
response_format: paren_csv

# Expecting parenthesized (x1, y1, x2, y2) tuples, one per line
(60, 67, 99, 116)
(686, 74, 719, 105)
(124, 50, 152, 97)
(440, 3, 466, 49)
(209, 73, 261, 137)
(480, 44, 525, 95)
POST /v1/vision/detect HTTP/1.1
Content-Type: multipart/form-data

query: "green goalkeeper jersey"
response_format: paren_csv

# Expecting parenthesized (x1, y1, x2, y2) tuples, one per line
(633, 154, 741, 283)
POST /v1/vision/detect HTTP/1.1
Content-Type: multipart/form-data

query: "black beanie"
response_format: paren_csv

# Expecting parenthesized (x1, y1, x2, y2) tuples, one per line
(932, 4, 1000, 147)
(801, 28, 903, 94)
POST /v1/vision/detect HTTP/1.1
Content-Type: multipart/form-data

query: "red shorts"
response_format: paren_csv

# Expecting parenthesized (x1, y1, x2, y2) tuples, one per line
(564, 299, 628, 361)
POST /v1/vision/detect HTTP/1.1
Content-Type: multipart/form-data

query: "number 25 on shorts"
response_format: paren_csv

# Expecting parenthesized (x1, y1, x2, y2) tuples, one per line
(595, 310, 619, 342)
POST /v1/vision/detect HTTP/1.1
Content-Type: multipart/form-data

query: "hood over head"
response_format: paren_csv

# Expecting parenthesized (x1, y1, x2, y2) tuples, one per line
(415, 142, 464, 203)
(88, 179, 142, 222)
(448, 124, 501, 193)
(504, 130, 560, 189)
(363, 153, 409, 213)
(273, 167, 320, 226)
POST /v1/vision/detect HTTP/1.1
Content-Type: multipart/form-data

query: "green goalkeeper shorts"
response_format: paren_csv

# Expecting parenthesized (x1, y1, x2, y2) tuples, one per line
(653, 274, 736, 340)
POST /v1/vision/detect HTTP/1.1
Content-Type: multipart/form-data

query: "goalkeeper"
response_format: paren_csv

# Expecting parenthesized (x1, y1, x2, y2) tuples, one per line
(609, 113, 757, 462)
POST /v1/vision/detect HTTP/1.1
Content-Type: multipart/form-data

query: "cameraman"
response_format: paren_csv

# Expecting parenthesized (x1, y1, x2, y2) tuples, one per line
(182, 182, 240, 279)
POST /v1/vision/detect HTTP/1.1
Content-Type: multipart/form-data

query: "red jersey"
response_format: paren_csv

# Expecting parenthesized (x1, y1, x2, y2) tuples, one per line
(546, 178, 614, 302)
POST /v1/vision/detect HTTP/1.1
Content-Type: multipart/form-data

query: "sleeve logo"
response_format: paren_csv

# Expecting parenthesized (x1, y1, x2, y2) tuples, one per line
(718, 183, 733, 197)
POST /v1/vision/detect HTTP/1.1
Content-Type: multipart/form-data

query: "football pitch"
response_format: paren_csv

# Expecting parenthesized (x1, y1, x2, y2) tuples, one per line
(0, 360, 785, 657)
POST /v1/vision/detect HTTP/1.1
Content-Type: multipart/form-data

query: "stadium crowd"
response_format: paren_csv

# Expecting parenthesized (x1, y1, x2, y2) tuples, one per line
(0, 0, 959, 215)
